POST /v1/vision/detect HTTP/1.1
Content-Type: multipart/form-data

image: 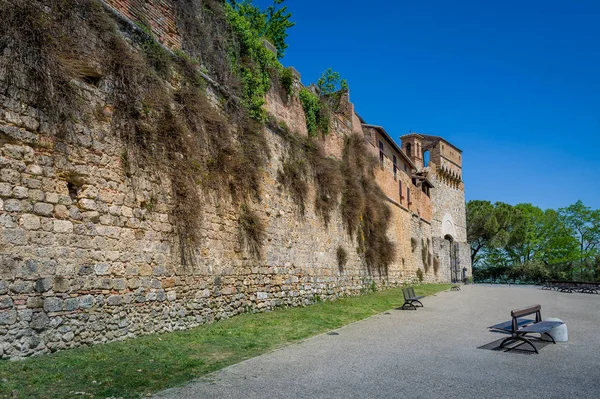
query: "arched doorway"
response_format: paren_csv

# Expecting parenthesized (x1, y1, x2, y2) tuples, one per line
(444, 234, 460, 283)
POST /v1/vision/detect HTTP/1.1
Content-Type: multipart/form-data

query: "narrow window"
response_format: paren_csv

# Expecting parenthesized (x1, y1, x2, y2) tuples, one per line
(393, 155, 397, 180)
(379, 140, 384, 169)
(399, 180, 403, 202)
(406, 143, 411, 156)
(407, 187, 411, 205)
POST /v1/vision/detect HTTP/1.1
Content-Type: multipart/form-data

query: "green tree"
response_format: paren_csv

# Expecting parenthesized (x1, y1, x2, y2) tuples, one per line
(317, 68, 348, 95)
(228, 0, 295, 58)
(559, 201, 600, 280)
(466, 200, 514, 265)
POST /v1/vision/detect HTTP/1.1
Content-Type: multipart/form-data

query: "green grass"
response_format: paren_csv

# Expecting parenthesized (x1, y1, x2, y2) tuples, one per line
(0, 284, 451, 398)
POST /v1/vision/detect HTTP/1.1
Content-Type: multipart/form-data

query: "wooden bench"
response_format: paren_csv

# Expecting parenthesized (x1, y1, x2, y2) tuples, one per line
(488, 304, 563, 353)
(401, 287, 424, 310)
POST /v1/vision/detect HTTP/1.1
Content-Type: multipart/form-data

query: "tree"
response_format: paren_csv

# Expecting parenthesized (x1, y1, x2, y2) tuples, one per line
(317, 68, 348, 95)
(559, 201, 600, 280)
(229, 0, 295, 58)
(466, 200, 514, 265)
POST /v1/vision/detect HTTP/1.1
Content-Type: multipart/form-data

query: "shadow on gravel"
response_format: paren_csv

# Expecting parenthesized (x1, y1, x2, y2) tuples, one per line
(478, 337, 553, 355)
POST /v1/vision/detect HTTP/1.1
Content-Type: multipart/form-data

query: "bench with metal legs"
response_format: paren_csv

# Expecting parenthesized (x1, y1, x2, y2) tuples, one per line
(489, 304, 563, 354)
(401, 287, 424, 310)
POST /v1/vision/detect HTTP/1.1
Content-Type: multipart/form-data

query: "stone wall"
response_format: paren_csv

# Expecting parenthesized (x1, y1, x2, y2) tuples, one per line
(0, 1, 468, 359)
(0, 78, 410, 358)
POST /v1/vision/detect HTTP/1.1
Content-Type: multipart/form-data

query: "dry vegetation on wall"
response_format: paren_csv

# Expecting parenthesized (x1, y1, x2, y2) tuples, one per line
(0, 0, 396, 275)
(268, 118, 395, 274)
(0, 0, 272, 264)
(341, 135, 396, 275)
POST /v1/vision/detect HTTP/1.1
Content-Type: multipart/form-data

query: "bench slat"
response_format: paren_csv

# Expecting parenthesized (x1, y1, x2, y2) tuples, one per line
(489, 318, 535, 332)
(517, 321, 563, 333)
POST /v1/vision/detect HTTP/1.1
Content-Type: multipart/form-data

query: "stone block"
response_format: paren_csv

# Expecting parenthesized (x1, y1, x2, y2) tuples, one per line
(26, 164, 43, 175)
(64, 297, 80, 311)
(45, 192, 59, 204)
(0, 310, 17, 325)
(0, 296, 13, 310)
(3, 199, 23, 212)
(12, 186, 28, 198)
(53, 204, 69, 219)
(79, 199, 97, 211)
(26, 296, 44, 309)
(30, 312, 50, 331)
(0, 182, 11, 196)
(28, 189, 45, 202)
(112, 279, 127, 291)
(44, 297, 63, 313)
(53, 220, 73, 233)
(257, 292, 269, 300)
(33, 202, 54, 216)
(19, 214, 41, 230)
(94, 263, 109, 275)
(0, 213, 16, 228)
(80, 295, 95, 308)
(34, 278, 53, 293)
(78, 265, 94, 275)
(10, 280, 33, 294)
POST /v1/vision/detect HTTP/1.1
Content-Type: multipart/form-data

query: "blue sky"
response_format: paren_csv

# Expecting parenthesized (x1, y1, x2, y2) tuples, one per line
(256, 0, 600, 210)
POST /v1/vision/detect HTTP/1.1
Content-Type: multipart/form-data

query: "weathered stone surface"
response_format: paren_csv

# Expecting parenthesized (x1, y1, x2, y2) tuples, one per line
(33, 202, 54, 216)
(0, 296, 13, 310)
(34, 278, 53, 293)
(19, 214, 41, 230)
(30, 312, 50, 331)
(0, 310, 17, 325)
(53, 220, 73, 233)
(0, 2, 470, 361)
(44, 297, 63, 313)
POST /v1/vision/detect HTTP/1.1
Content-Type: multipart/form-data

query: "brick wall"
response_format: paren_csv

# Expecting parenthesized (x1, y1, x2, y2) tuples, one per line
(103, 0, 182, 48)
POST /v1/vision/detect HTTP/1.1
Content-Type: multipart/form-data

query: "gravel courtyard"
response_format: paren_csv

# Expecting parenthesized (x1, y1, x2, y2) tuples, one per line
(153, 285, 600, 399)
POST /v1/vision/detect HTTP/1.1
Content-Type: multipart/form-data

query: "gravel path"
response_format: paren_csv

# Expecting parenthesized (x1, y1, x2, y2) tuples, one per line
(153, 285, 600, 399)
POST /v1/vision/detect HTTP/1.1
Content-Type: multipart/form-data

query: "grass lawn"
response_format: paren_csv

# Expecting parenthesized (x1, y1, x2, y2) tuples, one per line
(0, 284, 451, 398)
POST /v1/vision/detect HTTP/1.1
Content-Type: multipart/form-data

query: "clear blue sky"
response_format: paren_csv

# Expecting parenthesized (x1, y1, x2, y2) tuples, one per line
(256, 0, 600, 210)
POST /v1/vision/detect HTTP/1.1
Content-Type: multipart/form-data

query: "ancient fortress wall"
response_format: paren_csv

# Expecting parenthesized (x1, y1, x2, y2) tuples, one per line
(0, 0, 468, 359)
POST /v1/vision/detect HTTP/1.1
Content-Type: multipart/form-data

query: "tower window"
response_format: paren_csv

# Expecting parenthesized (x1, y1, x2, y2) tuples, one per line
(393, 155, 397, 180)
(406, 143, 411, 156)
(378, 140, 384, 169)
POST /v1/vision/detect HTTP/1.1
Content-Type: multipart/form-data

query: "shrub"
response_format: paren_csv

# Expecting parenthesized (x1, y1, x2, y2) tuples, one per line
(280, 67, 294, 97)
(299, 88, 321, 136)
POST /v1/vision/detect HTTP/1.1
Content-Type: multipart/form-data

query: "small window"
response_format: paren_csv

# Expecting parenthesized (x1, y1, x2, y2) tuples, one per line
(399, 180, 403, 201)
(406, 143, 412, 156)
(393, 155, 397, 180)
(404, 163, 408, 172)
(407, 187, 411, 204)
(379, 141, 384, 169)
